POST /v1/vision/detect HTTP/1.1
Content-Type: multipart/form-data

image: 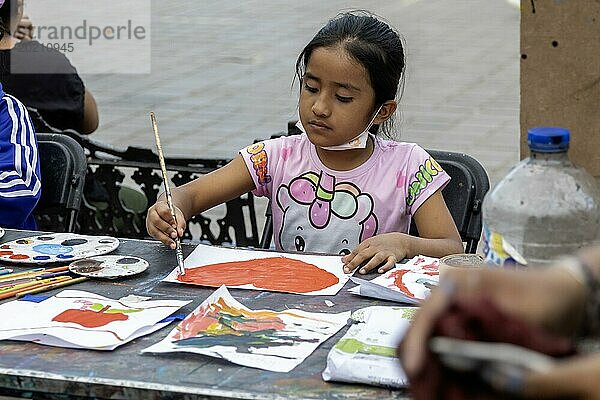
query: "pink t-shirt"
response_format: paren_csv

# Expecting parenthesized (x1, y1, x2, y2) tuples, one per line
(240, 134, 450, 255)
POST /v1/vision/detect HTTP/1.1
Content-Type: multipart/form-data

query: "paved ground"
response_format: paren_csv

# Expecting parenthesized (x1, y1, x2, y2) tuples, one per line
(81, 0, 520, 187)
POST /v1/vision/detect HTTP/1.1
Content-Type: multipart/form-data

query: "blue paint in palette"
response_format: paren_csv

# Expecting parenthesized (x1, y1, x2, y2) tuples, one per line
(32, 244, 74, 256)
(33, 255, 51, 261)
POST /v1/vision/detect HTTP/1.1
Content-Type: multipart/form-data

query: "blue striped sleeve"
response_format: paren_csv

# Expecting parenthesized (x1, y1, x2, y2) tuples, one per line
(0, 94, 41, 229)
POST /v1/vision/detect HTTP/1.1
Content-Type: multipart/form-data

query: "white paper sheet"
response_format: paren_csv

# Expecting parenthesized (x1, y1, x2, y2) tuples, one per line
(163, 243, 350, 296)
(348, 255, 439, 303)
(0, 290, 190, 350)
(143, 286, 350, 372)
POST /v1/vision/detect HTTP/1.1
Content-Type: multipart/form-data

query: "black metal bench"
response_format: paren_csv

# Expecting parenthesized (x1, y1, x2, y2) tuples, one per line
(74, 132, 261, 247)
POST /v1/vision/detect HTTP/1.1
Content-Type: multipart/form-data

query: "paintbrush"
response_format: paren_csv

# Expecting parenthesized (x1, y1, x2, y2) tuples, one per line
(150, 112, 186, 276)
(0, 276, 72, 300)
(0, 276, 71, 293)
(0, 270, 71, 286)
(0, 267, 45, 282)
(43, 266, 70, 273)
(15, 276, 88, 298)
(0, 266, 69, 283)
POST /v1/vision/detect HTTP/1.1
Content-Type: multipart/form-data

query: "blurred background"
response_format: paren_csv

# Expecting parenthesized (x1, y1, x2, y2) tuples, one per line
(76, 0, 520, 187)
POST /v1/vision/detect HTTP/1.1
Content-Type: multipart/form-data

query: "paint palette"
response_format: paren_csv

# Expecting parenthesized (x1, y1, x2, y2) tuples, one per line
(69, 255, 148, 279)
(0, 233, 120, 264)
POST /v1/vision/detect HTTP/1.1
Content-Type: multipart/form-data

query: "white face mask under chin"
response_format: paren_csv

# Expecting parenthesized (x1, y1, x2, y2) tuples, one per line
(296, 105, 383, 151)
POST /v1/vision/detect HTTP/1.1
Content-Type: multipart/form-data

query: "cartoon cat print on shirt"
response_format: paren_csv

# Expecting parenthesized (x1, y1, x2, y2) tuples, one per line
(276, 171, 378, 255)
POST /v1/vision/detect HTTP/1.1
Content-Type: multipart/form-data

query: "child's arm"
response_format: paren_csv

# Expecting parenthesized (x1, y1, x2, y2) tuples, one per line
(342, 190, 463, 274)
(146, 155, 255, 248)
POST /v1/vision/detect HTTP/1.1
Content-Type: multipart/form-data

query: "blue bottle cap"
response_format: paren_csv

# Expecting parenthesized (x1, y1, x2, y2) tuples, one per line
(527, 127, 570, 152)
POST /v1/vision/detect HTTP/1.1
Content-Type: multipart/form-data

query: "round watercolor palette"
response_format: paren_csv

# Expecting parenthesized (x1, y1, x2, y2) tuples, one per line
(0, 233, 120, 264)
(69, 255, 148, 279)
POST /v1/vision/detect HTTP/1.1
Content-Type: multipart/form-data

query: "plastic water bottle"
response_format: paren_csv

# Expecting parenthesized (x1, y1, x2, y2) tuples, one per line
(482, 127, 600, 266)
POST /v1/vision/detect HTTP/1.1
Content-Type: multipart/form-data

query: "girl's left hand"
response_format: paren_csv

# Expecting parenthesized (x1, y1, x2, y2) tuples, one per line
(342, 233, 407, 274)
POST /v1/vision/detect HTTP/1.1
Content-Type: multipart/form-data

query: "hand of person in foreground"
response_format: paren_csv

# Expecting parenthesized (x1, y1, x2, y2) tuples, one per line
(520, 353, 600, 399)
(146, 200, 186, 249)
(397, 255, 594, 398)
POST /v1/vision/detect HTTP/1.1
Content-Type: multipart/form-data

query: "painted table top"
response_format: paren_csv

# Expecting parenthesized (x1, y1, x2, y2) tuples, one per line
(0, 229, 409, 400)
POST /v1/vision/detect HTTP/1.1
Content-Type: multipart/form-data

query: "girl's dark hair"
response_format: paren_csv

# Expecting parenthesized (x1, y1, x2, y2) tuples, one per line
(295, 11, 406, 137)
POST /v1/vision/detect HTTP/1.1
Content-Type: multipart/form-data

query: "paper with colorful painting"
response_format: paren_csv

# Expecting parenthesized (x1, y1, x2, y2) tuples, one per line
(322, 306, 414, 388)
(143, 285, 350, 372)
(0, 290, 190, 350)
(163, 243, 350, 296)
(349, 255, 439, 304)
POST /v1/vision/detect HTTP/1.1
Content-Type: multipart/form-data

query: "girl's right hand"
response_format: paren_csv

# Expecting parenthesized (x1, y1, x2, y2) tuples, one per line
(146, 200, 186, 248)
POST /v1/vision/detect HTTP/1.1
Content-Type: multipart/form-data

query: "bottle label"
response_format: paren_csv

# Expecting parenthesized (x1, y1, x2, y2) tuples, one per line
(482, 224, 528, 267)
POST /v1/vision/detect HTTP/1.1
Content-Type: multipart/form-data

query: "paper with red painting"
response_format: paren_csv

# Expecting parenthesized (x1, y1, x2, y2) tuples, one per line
(0, 290, 190, 350)
(163, 243, 350, 296)
(143, 285, 351, 372)
(348, 255, 439, 304)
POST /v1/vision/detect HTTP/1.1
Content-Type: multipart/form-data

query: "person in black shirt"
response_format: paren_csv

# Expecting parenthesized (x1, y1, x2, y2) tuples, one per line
(0, 0, 98, 134)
